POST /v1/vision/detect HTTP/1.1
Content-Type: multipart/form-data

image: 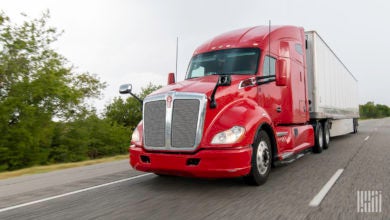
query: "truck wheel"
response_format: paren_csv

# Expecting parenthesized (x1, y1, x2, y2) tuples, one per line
(323, 121, 330, 149)
(313, 122, 323, 153)
(243, 130, 271, 186)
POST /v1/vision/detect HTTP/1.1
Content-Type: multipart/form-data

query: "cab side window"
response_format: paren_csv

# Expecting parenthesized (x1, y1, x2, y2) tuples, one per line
(263, 56, 276, 76)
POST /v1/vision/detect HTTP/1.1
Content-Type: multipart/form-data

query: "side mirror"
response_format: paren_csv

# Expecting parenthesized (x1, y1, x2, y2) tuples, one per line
(167, 72, 175, 85)
(276, 59, 287, 86)
(119, 83, 143, 110)
(119, 84, 132, 94)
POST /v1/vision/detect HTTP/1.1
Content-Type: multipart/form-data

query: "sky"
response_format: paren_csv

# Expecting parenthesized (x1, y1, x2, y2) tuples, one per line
(2, 0, 390, 110)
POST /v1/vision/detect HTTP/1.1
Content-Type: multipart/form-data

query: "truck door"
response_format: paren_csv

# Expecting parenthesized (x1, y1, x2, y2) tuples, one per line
(257, 54, 283, 124)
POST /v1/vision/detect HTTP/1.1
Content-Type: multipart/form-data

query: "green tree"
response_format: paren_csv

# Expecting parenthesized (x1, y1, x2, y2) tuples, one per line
(0, 11, 105, 170)
(376, 104, 389, 118)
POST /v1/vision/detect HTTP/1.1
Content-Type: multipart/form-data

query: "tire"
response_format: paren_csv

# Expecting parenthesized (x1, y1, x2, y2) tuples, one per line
(322, 121, 330, 150)
(243, 130, 272, 186)
(312, 122, 324, 153)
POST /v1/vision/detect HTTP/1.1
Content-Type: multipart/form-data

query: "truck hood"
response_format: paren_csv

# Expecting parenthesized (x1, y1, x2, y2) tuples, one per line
(150, 75, 251, 97)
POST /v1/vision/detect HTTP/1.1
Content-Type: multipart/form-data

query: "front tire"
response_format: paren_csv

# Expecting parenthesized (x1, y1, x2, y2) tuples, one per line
(243, 130, 272, 186)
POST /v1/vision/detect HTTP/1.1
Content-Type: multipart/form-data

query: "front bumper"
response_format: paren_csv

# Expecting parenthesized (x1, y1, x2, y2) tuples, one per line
(129, 145, 252, 178)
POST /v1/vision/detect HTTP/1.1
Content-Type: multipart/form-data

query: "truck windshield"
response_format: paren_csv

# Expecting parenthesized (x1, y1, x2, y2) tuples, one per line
(186, 48, 260, 79)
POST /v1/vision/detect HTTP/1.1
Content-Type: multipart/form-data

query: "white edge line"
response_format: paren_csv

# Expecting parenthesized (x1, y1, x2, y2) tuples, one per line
(364, 136, 370, 141)
(309, 169, 344, 207)
(0, 173, 153, 213)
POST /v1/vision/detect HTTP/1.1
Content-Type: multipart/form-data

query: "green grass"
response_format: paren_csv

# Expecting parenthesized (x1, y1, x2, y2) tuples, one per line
(0, 154, 129, 180)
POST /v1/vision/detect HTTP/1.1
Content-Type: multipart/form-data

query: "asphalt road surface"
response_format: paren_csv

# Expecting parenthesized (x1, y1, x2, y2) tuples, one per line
(0, 118, 389, 219)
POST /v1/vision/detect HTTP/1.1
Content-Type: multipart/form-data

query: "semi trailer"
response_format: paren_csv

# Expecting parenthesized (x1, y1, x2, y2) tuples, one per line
(120, 25, 359, 185)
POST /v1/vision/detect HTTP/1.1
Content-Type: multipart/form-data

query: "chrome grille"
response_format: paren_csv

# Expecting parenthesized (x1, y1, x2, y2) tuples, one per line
(144, 100, 166, 147)
(172, 99, 200, 148)
(142, 92, 206, 152)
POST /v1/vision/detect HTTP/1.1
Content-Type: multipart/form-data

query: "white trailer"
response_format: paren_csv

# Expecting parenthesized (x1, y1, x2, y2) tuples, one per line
(305, 31, 359, 136)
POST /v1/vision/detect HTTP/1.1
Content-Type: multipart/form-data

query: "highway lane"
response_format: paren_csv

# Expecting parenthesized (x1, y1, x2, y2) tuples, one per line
(0, 118, 388, 219)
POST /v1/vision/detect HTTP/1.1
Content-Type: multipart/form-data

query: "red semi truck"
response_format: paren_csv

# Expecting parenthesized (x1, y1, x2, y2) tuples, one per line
(120, 25, 359, 185)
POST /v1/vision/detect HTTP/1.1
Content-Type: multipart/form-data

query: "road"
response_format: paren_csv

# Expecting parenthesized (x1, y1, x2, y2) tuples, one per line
(0, 118, 388, 219)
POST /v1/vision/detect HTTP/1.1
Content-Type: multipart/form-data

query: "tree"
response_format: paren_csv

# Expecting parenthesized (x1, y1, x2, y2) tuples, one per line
(376, 104, 389, 118)
(360, 102, 376, 118)
(0, 11, 105, 170)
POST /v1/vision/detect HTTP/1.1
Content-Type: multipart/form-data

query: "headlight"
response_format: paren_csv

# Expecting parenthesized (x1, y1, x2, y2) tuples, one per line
(211, 126, 245, 144)
(131, 128, 140, 142)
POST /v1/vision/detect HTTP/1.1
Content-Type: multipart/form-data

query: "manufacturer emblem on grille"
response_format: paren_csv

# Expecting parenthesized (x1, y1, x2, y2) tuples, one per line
(166, 95, 172, 108)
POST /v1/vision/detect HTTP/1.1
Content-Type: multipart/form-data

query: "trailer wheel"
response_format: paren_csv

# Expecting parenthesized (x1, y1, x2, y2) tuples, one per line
(323, 121, 330, 149)
(313, 122, 323, 153)
(243, 130, 271, 186)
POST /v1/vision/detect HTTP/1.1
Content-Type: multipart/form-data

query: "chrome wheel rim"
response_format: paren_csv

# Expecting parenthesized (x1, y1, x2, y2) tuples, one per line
(256, 141, 270, 175)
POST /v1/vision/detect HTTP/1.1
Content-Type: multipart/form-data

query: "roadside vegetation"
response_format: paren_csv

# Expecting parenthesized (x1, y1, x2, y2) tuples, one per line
(0, 11, 161, 172)
(359, 102, 390, 119)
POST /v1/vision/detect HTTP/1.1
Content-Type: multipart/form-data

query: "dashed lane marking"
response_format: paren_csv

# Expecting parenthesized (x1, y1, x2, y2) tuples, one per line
(309, 169, 344, 207)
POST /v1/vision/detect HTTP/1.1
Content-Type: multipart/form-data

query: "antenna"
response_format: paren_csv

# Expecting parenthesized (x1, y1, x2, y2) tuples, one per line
(175, 37, 179, 81)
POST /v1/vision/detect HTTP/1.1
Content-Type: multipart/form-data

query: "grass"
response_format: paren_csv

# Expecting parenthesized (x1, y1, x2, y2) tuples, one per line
(0, 154, 129, 180)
